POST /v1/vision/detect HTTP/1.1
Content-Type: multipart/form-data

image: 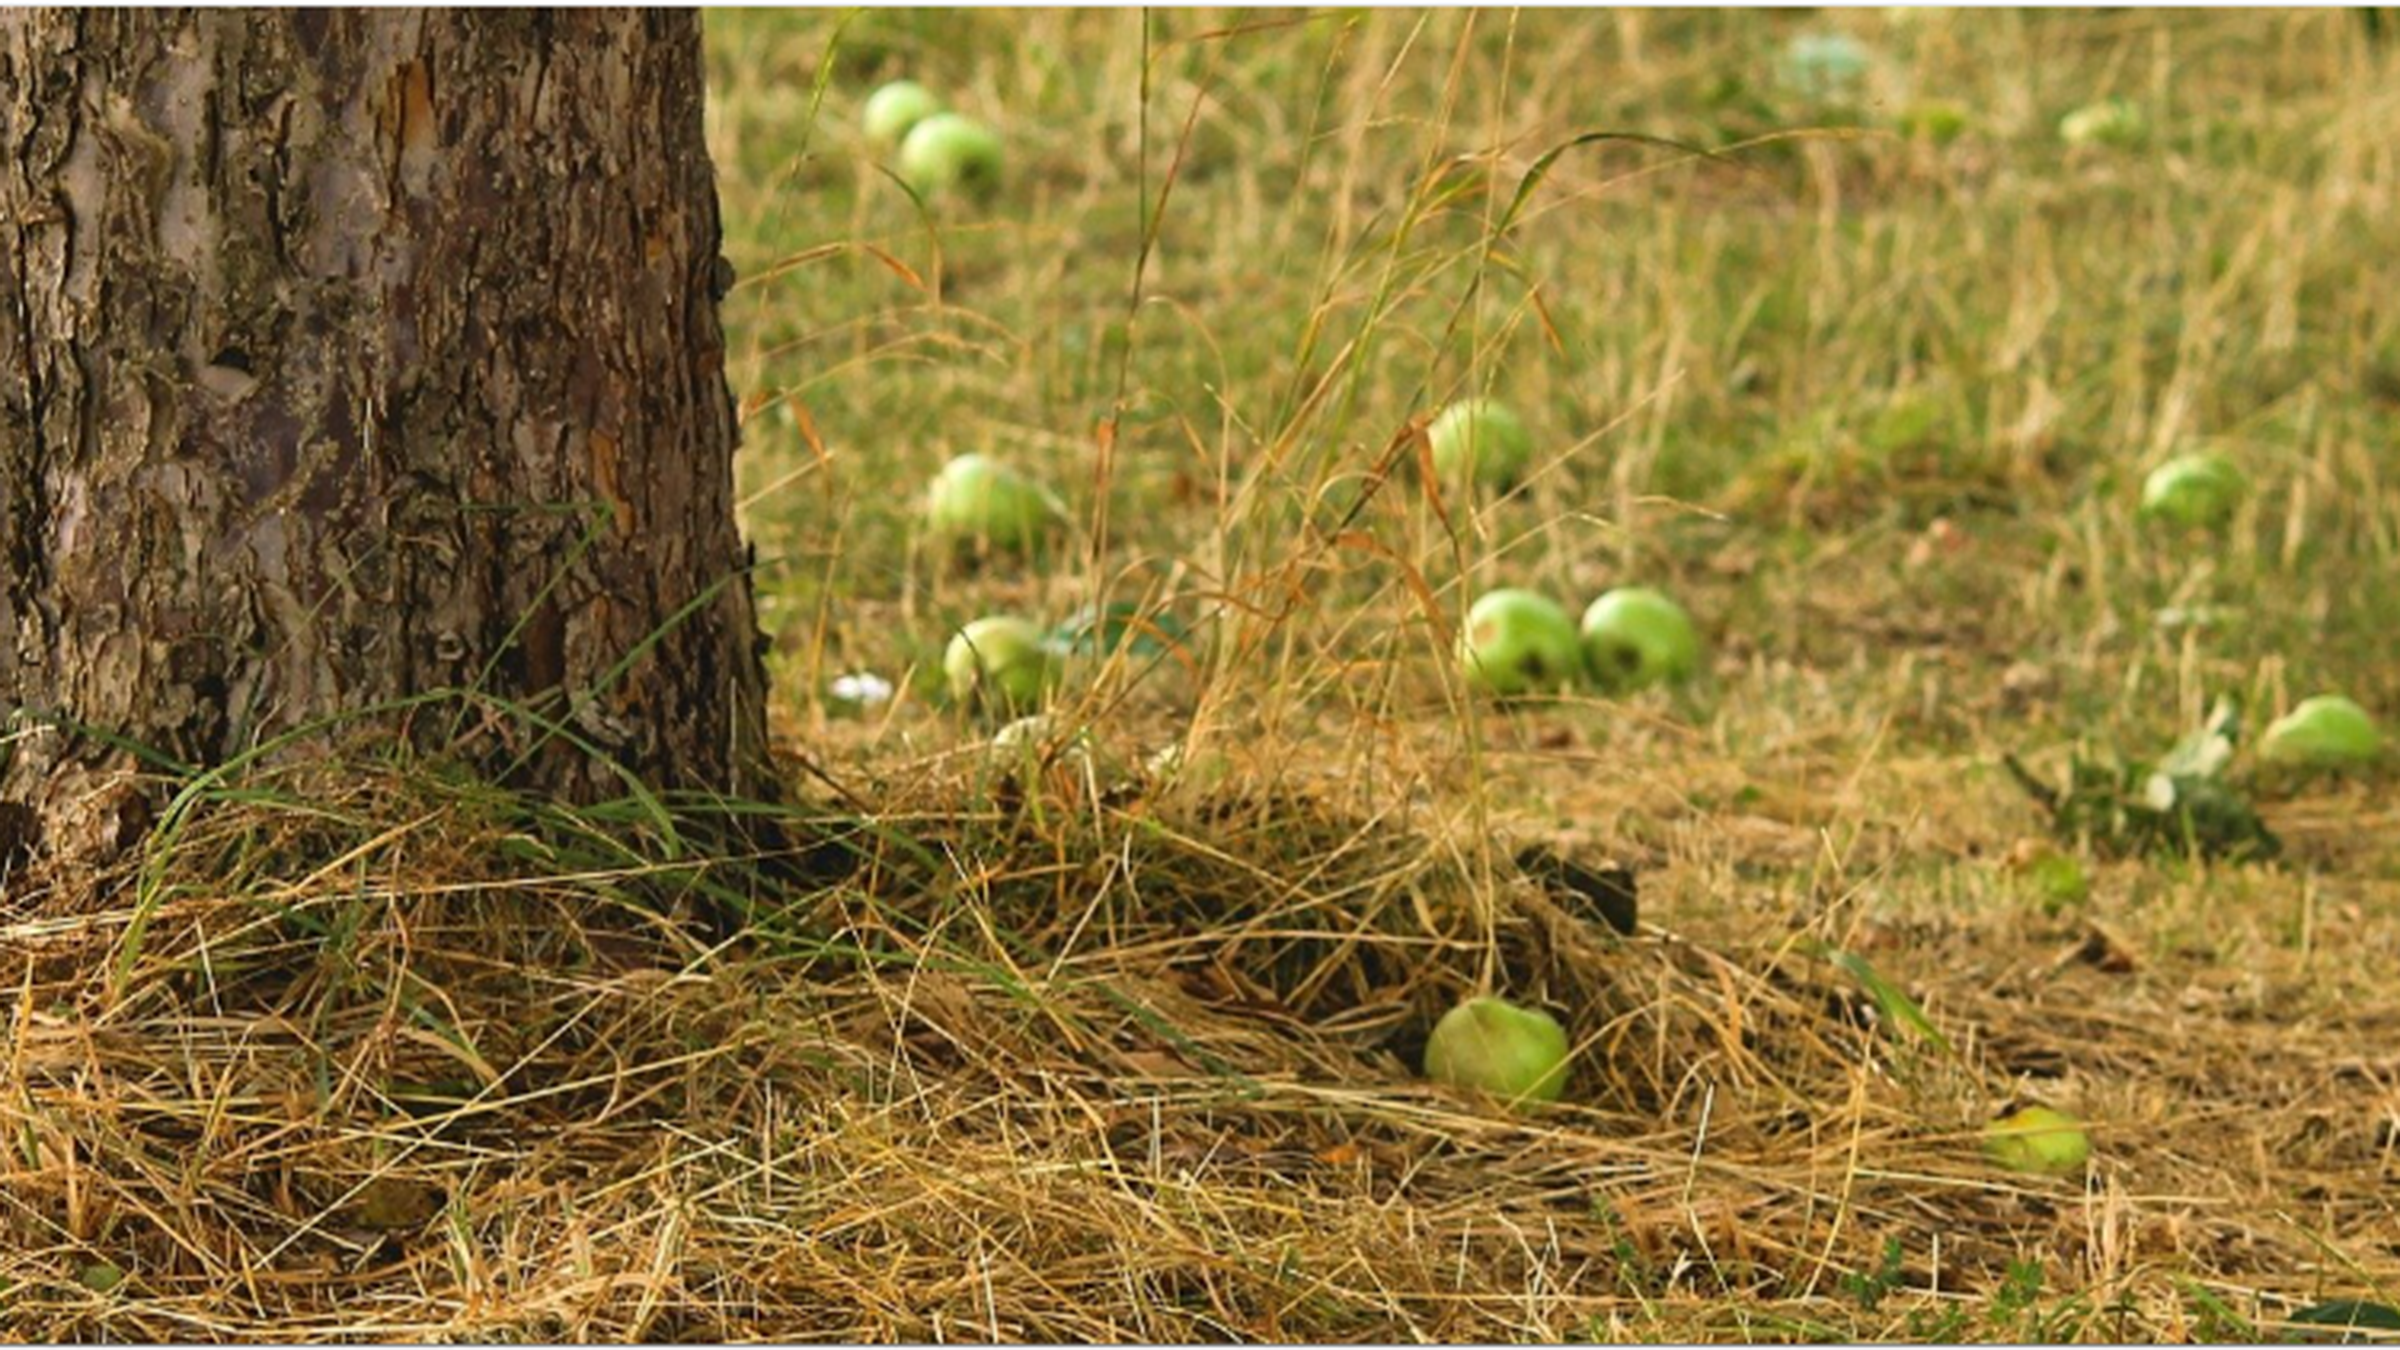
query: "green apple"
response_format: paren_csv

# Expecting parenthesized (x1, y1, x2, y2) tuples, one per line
(1458, 588, 1582, 697)
(925, 453, 1062, 552)
(943, 616, 1057, 711)
(862, 80, 943, 148)
(1982, 1105, 2091, 1176)
(991, 713, 1056, 752)
(1579, 587, 1702, 694)
(897, 112, 1003, 201)
(2060, 97, 2145, 149)
(1426, 397, 1533, 492)
(989, 712, 1093, 763)
(2137, 452, 2244, 530)
(985, 715, 1111, 798)
(1423, 996, 1571, 1108)
(2259, 695, 2382, 769)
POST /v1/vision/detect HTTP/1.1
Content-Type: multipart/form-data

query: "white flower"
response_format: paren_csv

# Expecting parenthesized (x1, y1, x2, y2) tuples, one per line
(828, 672, 895, 707)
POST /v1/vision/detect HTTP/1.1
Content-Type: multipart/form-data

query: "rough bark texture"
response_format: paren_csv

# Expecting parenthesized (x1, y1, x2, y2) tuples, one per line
(0, 9, 768, 829)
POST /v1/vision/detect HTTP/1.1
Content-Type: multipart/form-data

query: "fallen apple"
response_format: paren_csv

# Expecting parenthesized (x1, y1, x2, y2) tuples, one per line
(990, 713, 1056, 751)
(1426, 397, 1533, 493)
(1579, 587, 1702, 694)
(983, 715, 1111, 800)
(2137, 452, 2244, 530)
(897, 112, 1003, 201)
(1423, 996, 1571, 1108)
(1982, 1105, 2091, 1176)
(989, 712, 1094, 763)
(2060, 97, 2145, 149)
(925, 453, 1062, 553)
(1458, 588, 1582, 697)
(943, 615, 1057, 710)
(862, 79, 943, 148)
(2259, 695, 2382, 770)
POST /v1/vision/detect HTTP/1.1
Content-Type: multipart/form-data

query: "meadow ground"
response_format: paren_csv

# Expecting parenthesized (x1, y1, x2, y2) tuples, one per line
(6, 8, 2400, 1341)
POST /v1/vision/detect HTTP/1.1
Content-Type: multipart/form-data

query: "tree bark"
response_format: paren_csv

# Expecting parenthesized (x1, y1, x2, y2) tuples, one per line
(0, 9, 768, 837)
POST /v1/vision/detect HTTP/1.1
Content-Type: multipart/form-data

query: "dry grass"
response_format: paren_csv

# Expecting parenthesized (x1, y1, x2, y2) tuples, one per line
(5, 738, 2396, 1340)
(9, 6, 2400, 1342)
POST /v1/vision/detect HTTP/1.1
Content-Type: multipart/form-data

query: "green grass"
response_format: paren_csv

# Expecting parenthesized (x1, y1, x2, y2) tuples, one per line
(710, 9, 2399, 768)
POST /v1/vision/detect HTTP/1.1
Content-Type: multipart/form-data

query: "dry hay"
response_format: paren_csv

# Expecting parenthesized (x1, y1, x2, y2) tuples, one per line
(2, 746, 2397, 1343)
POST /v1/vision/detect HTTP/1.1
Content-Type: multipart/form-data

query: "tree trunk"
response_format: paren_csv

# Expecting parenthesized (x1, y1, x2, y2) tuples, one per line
(0, 9, 768, 843)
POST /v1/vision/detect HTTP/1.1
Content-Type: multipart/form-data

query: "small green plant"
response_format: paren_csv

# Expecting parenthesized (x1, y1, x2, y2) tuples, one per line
(1981, 1258, 2097, 1341)
(2282, 1299, 2400, 1342)
(1904, 1304, 1971, 1341)
(1052, 601, 1193, 660)
(1588, 1196, 1659, 1301)
(2023, 850, 2092, 916)
(2179, 1279, 2260, 1342)
(1840, 1235, 1908, 1312)
(1804, 940, 1953, 1054)
(1894, 99, 1970, 144)
(2005, 698, 2280, 862)
(1990, 1259, 2048, 1336)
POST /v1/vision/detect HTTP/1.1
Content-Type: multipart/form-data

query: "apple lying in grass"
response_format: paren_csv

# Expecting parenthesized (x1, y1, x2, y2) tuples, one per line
(862, 79, 943, 148)
(1982, 1105, 2091, 1176)
(1458, 589, 1582, 697)
(984, 715, 1113, 800)
(2060, 97, 2145, 149)
(1579, 587, 1701, 694)
(2259, 695, 2382, 770)
(1426, 397, 1534, 493)
(925, 454, 1062, 552)
(943, 616, 1057, 710)
(897, 112, 1003, 201)
(989, 713, 1094, 766)
(2137, 452, 2244, 530)
(1423, 996, 1571, 1108)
